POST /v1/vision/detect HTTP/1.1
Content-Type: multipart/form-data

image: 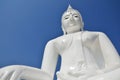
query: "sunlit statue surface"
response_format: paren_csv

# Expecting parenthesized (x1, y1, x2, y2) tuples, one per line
(0, 5, 120, 80)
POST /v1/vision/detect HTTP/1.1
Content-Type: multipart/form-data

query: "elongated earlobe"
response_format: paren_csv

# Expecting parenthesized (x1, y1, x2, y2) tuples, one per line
(81, 22, 84, 31)
(62, 25, 67, 35)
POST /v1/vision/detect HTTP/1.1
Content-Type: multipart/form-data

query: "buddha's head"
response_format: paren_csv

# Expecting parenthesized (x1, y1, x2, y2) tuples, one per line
(61, 5, 84, 35)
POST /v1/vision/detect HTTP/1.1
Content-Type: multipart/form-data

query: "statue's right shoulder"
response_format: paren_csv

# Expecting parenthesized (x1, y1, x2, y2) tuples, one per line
(47, 35, 68, 43)
(46, 35, 72, 54)
(46, 35, 64, 44)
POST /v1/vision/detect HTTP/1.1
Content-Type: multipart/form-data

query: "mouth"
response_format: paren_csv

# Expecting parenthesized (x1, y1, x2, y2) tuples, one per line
(69, 23, 75, 26)
(68, 21, 76, 26)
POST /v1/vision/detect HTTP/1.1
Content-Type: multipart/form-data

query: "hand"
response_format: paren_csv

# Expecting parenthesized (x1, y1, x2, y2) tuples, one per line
(0, 65, 26, 80)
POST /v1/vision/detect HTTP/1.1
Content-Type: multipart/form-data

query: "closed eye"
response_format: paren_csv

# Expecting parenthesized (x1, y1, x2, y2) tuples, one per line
(64, 15, 70, 20)
(74, 15, 78, 18)
(64, 17, 69, 20)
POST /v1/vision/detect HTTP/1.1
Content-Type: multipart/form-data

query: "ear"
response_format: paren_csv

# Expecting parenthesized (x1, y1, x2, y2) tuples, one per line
(80, 21, 84, 31)
(62, 25, 67, 35)
(78, 12, 84, 31)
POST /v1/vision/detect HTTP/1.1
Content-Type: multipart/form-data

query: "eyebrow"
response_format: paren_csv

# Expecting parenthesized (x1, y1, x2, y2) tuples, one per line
(64, 15, 70, 17)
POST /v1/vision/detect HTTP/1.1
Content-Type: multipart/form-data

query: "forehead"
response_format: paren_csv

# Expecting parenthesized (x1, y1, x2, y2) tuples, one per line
(62, 10, 80, 17)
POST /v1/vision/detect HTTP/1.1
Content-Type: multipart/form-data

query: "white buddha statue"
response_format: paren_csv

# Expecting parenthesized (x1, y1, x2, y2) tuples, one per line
(0, 5, 120, 80)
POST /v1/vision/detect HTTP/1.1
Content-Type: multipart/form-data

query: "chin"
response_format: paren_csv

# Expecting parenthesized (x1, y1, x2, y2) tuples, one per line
(67, 30, 80, 34)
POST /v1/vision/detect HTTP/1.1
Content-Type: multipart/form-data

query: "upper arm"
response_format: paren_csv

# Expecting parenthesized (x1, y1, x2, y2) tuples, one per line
(98, 32, 120, 67)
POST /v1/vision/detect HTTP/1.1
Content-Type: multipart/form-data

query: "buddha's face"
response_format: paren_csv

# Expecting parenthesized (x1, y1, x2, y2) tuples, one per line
(62, 6, 83, 34)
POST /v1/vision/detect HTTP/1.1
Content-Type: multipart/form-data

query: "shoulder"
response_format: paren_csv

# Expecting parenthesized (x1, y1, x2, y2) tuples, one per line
(46, 35, 64, 44)
(45, 35, 67, 47)
(82, 31, 108, 41)
(85, 31, 107, 36)
(45, 35, 72, 54)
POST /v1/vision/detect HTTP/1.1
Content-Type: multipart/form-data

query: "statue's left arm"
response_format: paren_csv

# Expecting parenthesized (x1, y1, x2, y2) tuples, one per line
(98, 32, 120, 72)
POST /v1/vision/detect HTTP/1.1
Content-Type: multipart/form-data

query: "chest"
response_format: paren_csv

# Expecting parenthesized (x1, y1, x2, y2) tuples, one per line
(54, 32, 99, 54)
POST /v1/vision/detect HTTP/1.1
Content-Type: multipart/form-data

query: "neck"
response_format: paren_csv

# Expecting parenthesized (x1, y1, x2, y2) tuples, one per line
(66, 30, 83, 35)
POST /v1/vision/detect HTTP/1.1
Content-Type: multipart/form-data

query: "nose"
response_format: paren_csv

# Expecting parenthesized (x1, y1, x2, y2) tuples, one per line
(69, 15, 74, 21)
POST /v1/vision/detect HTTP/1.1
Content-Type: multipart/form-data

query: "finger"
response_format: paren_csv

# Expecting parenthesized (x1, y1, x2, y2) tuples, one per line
(1, 71, 14, 80)
(0, 72, 4, 79)
(10, 69, 24, 80)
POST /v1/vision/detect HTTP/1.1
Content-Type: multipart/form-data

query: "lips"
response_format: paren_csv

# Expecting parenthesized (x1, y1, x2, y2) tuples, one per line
(69, 23, 76, 26)
(68, 20, 76, 26)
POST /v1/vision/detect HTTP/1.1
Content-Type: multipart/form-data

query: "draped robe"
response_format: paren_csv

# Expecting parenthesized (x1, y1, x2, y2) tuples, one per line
(41, 31, 120, 80)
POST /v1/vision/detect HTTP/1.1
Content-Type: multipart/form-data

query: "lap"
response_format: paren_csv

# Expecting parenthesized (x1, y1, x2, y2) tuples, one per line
(88, 67, 120, 80)
(56, 67, 120, 80)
